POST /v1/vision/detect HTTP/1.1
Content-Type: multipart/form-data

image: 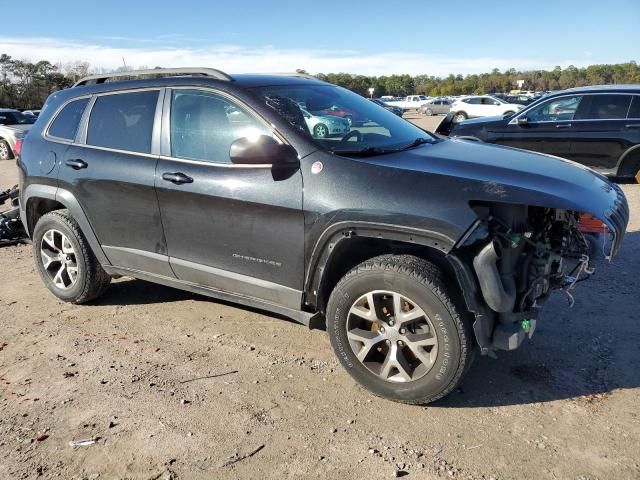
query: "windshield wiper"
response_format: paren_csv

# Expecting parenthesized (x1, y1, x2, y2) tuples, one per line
(333, 146, 399, 157)
(397, 137, 433, 151)
(335, 138, 433, 157)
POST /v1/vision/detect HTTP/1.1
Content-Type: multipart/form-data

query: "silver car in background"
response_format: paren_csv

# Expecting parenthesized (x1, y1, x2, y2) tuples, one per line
(301, 107, 350, 138)
(0, 109, 35, 160)
(420, 97, 453, 116)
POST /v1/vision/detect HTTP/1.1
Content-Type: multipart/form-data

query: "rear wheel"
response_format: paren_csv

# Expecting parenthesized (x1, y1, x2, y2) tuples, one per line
(425, 108, 433, 116)
(326, 255, 474, 404)
(504, 110, 515, 116)
(33, 209, 111, 303)
(344, 115, 353, 127)
(453, 111, 467, 123)
(0, 140, 12, 160)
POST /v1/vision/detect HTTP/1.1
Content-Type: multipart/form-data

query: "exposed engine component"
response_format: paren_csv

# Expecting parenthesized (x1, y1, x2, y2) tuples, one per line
(462, 203, 596, 353)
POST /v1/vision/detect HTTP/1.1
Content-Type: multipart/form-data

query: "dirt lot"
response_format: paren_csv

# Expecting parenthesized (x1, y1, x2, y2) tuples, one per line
(1, 118, 639, 479)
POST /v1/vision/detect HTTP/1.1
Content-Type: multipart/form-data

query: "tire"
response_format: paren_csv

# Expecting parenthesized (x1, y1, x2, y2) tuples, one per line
(326, 254, 473, 404)
(425, 108, 433, 116)
(453, 111, 467, 123)
(504, 111, 515, 116)
(344, 115, 353, 127)
(0, 140, 12, 160)
(313, 124, 329, 138)
(32, 209, 111, 304)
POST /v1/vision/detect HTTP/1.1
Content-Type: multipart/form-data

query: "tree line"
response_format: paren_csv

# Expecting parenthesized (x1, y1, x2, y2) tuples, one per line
(0, 52, 638, 109)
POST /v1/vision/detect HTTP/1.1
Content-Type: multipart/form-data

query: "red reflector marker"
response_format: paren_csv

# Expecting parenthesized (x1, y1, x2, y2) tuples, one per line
(14, 139, 23, 156)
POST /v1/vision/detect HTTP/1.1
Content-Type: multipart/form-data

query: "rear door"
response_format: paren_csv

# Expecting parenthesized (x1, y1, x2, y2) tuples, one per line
(567, 93, 634, 171)
(59, 88, 172, 276)
(155, 87, 305, 309)
(492, 94, 583, 159)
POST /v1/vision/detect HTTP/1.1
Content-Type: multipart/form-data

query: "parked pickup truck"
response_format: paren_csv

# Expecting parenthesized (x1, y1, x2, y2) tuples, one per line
(384, 95, 431, 111)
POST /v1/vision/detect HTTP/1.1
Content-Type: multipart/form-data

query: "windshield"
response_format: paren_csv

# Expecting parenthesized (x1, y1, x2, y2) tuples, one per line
(252, 84, 435, 155)
(0, 111, 35, 125)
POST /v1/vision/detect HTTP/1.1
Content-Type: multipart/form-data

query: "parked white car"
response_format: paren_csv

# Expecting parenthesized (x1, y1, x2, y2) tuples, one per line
(384, 95, 431, 111)
(300, 107, 350, 138)
(450, 96, 524, 122)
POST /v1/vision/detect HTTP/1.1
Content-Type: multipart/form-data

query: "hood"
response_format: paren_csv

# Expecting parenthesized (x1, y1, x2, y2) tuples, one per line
(315, 114, 348, 124)
(363, 138, 628, 249)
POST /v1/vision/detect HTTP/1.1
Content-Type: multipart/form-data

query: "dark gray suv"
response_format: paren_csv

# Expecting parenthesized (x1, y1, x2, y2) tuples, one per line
(19, 68, 629, 404)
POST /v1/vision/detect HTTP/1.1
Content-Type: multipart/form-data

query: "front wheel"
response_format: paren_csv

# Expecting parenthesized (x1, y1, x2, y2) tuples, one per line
(425, 108, 433, 116)
(326, 255, 474, 404)
(313, 124, 329, 138)
(504, 110, 515, 116)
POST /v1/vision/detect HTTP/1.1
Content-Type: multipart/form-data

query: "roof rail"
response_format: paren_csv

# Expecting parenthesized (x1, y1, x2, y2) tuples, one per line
(271, 72, 318, 81)
(73, 67, 233, 87)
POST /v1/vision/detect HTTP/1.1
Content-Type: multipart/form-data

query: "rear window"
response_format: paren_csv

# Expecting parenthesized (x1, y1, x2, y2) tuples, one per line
(48, 98, 89, 140)
(86, 91, 158, 153)
(628, 96, 640, 119)
(575, 94, 632, 120)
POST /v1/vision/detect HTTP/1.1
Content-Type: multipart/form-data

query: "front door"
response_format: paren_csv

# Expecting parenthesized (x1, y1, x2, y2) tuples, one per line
(155, 88, 305, 309)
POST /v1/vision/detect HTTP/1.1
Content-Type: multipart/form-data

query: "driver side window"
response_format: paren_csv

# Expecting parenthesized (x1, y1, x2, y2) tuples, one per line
(170, 89, 272, 164)
(526, 95, 583, 122)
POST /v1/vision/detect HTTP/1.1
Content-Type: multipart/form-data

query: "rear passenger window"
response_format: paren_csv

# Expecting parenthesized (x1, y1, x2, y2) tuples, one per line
(86, 91, 158, 153)
(575, 94, 632, 120)
(48, 98, 89, 140)
(170, 90, 272, 164)
(628, 96, 640, 119)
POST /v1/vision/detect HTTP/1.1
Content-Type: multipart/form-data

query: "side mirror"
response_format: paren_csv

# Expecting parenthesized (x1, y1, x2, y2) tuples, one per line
(230, 135, 299, 166)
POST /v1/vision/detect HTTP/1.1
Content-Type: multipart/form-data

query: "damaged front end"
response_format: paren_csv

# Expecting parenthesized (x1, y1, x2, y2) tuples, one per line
(448, 187, 629, 356)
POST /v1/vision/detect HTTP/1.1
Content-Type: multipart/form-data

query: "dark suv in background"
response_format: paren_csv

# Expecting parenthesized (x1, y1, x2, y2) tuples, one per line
(19, 69, 628, 404)
(437, 85, 640, 179)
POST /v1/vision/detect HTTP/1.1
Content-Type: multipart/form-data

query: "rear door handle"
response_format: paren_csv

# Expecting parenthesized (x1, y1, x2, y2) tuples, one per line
(65, 158, 88, 170)
(162, 172, 193, 185)
(625, 124, 640, 129)
(555, 124, 572, 129)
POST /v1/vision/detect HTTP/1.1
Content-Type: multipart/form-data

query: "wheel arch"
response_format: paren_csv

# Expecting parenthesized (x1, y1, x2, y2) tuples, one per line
(22, 184, 110, 265)
(615, 144, 640, 178)
(304, 222, 457, 314)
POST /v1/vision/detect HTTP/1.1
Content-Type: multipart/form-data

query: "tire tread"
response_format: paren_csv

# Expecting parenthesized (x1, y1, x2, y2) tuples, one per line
(329, 254, 473, 405)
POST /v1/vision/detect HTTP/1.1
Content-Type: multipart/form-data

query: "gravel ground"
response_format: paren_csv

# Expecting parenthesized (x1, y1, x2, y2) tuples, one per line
(1, 116, 639, 479)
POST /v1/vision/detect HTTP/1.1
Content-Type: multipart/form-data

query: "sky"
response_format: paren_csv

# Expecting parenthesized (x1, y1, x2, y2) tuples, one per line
(1, 0, 639, 77)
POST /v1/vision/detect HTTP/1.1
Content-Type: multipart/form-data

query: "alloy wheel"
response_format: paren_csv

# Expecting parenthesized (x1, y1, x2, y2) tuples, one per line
(40, 229, 79, 289)
(0, 142, 9, 160)
(346, 290, 438, 383)
(315, 124, 329, 138)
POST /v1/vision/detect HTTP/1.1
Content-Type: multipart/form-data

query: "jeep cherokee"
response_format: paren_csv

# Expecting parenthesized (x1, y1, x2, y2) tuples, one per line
(18, 68, 629, 404)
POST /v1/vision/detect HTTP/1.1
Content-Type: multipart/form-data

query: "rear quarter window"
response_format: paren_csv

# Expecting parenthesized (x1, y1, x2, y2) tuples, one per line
(86, 90, 159, 153)
(48, 98, 90, 140)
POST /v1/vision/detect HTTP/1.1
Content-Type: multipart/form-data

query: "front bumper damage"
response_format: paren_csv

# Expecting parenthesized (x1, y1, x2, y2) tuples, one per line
(448, 184, 629, 357)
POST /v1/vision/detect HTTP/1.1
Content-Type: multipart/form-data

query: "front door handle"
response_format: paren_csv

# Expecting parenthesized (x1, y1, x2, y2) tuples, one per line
(555, 124, 572, 129)
(625, 124, 640, 129)
(162, 172, 193, 185)
(65, 158, 88, 170)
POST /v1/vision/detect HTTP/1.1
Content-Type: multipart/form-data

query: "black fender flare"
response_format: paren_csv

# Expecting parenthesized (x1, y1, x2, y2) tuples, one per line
(614, 143, 640, 178)
(303, 221, 456, 308)
(21, 184, 110, 265)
